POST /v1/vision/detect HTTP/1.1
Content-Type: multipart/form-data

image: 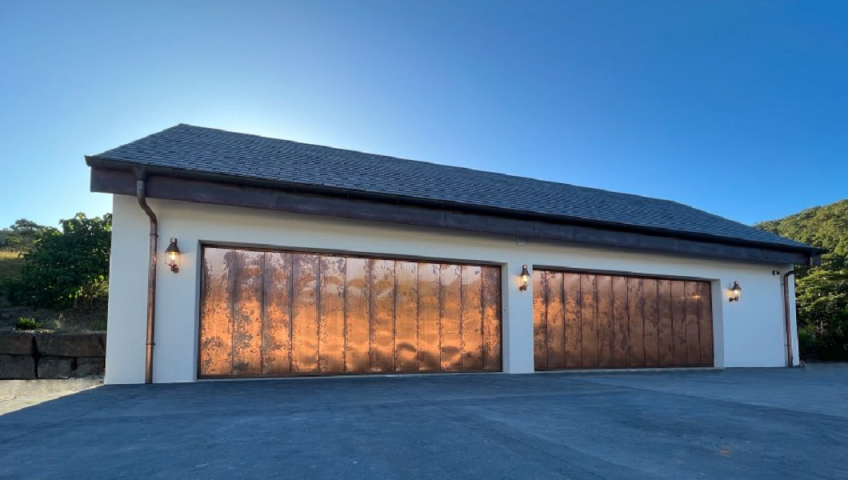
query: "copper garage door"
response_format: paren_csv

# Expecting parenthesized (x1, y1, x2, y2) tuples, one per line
(533, 270, 713, 370)
(199, 247, 502, 377)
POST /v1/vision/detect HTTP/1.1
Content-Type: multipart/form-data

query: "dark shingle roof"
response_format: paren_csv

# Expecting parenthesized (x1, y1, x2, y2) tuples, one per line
(91, 124, 814, 251)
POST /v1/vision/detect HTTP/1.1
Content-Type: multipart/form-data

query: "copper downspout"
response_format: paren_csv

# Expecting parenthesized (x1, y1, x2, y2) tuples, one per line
(136, 175, 158, 384)
(782, 256, 820, 367)
(782, 270, 799, 367)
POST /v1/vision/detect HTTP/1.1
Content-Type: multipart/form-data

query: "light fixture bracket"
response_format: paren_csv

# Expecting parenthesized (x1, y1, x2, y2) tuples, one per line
(164, 238, 181, 273)
(729, 281, 741, 302)
(519, 264, 531, 291)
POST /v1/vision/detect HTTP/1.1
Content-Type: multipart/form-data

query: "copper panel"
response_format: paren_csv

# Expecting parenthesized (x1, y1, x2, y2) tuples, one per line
(232, 251, 264, 375)
(580, 274, 599, 368)
(418, 262, 441, 372)
(657, 279, 674, 367)
(292, 254, 319, 373)
(200, 247, 502, 377)
(461, 265, 484, 371)
(596, 275, 614, 368)
(531, 269, 712, 372)
(612, 276, 630, 368)
(545, 272, 566, 369)
(698, 282, 714, 366)
(563, 273, 582, 368)
(262, 252, 292, 375)
(319, 256, 346, 374)
(685, 281, 701, 366)
(481, 266, 502, 372)
(440, 264, 462, 372)
(344, 257, 371, 374)
(199, 247, 233, 376)
(627, 277, 644, 367)
(671, 280, 687, 366)
(395, 261, 419, 373)
(532, 271, 548, 370)
(642, 278, 660, 368)
(370, 259, 395, 373)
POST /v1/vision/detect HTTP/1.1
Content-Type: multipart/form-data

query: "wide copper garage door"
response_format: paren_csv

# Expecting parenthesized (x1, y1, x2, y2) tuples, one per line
(199, 246, 502, 378)
(533, 270, 713, 370)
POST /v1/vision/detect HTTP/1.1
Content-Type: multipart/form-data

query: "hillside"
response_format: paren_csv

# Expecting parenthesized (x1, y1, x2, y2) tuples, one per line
(757, 198, 848, 360)
(757, 199, 848, 269)
(0, 251, 25, 283)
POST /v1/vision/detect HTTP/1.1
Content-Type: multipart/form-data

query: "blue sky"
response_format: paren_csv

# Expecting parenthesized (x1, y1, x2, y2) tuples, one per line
(1, 1, 846, 229)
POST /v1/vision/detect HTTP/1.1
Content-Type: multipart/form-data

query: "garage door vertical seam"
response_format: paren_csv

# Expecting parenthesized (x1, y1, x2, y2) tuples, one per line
(259, 252, 266, 375)
(288, 253, 294, 374)
(393, 261, 398, 373)
(229, 250, 236, 376)
(342, 258, 348, 374)
(438, 263, 443, 373)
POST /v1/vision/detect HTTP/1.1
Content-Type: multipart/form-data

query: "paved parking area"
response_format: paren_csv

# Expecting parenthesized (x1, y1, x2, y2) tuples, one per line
(1, 365, 846, 479)
(0, 378, 102, 416)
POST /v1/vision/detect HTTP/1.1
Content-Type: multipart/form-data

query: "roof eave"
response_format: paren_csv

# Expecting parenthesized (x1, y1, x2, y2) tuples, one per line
(86, 155, 825, 259)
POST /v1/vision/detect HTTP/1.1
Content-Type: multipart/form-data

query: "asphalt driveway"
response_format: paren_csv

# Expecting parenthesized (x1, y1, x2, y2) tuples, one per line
(1, 365, 847, 479)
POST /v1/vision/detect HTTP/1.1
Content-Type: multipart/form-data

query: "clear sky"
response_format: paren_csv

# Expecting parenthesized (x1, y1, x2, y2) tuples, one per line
(1, 1, 846, 229)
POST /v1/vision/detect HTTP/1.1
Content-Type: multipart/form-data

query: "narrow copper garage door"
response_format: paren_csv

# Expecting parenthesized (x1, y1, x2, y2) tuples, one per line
(199, 246, 502, 377)
(533, 270, 713, 370)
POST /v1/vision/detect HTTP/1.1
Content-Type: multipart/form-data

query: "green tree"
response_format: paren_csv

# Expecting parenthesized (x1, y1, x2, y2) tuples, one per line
(1, 218, 46, 252)
(3, 213, 112, 308)
(759, 199, 848, 271)
(757, 198, 848, 360)
(795, 269, 848, 360)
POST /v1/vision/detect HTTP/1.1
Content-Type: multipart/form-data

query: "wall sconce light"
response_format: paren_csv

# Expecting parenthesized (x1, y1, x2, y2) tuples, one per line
(519, 264, 531, 291)
(165, 238, 181, 273)
(728, 281, 742, 302)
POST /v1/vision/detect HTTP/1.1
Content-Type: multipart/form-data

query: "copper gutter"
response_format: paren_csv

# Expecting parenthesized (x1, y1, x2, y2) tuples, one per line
(136, 173, 158, 384)
(782, 255, 821, 367)
(782, 270, 799, 367)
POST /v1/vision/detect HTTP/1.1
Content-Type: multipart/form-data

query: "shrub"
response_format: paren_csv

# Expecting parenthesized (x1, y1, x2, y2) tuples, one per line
(13, 317, 40, 330)
(2, 213, 112, 309)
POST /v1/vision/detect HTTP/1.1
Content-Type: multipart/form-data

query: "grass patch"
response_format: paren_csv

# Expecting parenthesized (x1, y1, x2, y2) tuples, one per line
(0, 250, 25, 282)
(13, 317, 40, 330)
(1, 302, 108, 333)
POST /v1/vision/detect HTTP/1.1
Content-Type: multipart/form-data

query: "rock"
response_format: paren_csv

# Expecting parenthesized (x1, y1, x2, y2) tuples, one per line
(0, 333, 35, 356)
(73, 357, 105, 377)
(36, 334, 106, 357)
(37, 357, 74, 379)
(0, 355, 36, 379)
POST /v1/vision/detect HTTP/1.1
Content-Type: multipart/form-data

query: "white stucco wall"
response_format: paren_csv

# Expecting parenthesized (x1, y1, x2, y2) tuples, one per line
(105, 194, 800, 384)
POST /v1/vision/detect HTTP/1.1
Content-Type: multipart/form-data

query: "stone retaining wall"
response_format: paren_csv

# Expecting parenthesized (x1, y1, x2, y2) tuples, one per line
(0, 333, 105, 379)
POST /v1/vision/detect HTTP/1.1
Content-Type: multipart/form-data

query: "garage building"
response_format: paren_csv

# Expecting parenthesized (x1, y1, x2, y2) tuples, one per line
(87, 125, 822, 384)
